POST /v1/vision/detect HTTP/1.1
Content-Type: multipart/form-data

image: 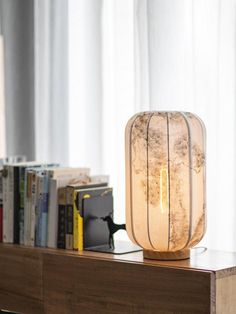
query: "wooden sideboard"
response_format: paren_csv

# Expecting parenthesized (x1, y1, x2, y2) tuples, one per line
(0, 244, 236, 313)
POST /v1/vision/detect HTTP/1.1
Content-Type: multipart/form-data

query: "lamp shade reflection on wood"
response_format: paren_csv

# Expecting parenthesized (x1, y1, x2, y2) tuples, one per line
(125, 112, 206, 260)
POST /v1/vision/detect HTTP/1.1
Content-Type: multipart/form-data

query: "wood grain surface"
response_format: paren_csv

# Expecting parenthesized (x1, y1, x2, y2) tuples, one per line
(0, 290, 43, 314)
(0, 244, 43, 314)
(0, 244, 236, 313)
(43, 253, 212, 314)
(216, 274, 236, 314)
(0, 245, 43, 300)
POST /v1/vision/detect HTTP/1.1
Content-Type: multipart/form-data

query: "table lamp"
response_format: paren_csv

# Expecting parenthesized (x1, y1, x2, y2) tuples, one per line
(125, 112, 206, 260)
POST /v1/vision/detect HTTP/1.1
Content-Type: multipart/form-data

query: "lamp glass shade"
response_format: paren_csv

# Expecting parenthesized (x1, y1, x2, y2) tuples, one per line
(125, 112, 206, 254)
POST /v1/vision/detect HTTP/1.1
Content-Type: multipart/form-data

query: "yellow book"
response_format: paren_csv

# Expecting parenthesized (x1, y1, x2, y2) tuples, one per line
(78, 193, 90, 251)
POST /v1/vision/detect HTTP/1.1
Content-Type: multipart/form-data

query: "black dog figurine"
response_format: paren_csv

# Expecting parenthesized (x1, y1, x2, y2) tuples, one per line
(102, 215, 126, 249)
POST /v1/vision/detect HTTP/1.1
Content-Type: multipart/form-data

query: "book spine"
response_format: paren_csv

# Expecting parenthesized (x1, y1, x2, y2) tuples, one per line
(77, 194, 90, 251)
(73, 191, 78, 250)
(13, 167, 20, 244)
(0, 200, 2, 242)
(24, 170, 31, 246)
(0, 170, 3, 242)
(30, 173, 36, 246)
(3, 165, 14, 243)
(78, 211, 83, 251)
(19, 167, 25, 245)
(66, 187, 73, 250)
(66, 204, 73, 250)
(47, 179, 57, 248)
(2, 165, 8, 243)
(57, 187, 66, 249)
(40, 173, 49, 247)
(35, 176, 43, 247)
(41, 187, 48, 247)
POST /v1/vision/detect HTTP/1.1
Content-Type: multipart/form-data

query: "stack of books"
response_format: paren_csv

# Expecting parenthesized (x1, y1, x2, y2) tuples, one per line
(0, 159, 113, 251)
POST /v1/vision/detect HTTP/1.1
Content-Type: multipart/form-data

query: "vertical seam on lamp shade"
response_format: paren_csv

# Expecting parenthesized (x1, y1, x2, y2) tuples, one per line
(197, 116, 207, 238)
(146, 112, 156, 250)
(167, 112, 171, 251)
(180, 112, 193, 250)
(129, 114, 143, 247)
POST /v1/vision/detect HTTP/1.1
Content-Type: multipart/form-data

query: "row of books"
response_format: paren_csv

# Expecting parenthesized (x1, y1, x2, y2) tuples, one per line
(0, 158, 113, 250)
(57, 182, 113, 250)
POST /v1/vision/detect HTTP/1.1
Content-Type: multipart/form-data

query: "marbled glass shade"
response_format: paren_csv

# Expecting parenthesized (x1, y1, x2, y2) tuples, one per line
(125, 112, 206, 260)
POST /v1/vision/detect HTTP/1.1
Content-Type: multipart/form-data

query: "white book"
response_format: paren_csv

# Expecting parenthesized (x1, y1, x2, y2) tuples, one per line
(47, 167, 90, 181)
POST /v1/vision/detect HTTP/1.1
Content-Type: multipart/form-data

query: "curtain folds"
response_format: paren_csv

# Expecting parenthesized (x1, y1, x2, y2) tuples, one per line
(135, 0, 236, 251)
(0, 0, 35, 160)
(34, 0, 69, 164)
(0, 0, 69, 164)
(68, 0, 134, 232)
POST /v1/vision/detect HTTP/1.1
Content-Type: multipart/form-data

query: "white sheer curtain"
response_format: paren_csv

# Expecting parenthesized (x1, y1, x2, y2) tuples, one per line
(69, 0, 134, 232)
(69, 0, 236, 250)
(135, 0, 236, 251)
(0, 0, 68, 163)
(34, 0, 69, 164)
(0, 34, 5, 158)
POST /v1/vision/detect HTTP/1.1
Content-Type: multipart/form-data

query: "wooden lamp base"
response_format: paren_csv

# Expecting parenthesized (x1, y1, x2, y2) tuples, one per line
(143, 249, 190, 261)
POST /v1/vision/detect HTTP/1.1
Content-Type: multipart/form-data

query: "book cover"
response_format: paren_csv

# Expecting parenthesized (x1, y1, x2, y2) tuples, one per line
(75, 187, 112, 251)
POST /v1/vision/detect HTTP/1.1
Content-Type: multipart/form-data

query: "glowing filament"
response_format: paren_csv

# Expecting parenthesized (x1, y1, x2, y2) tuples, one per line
(160, 168, 169, 213)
